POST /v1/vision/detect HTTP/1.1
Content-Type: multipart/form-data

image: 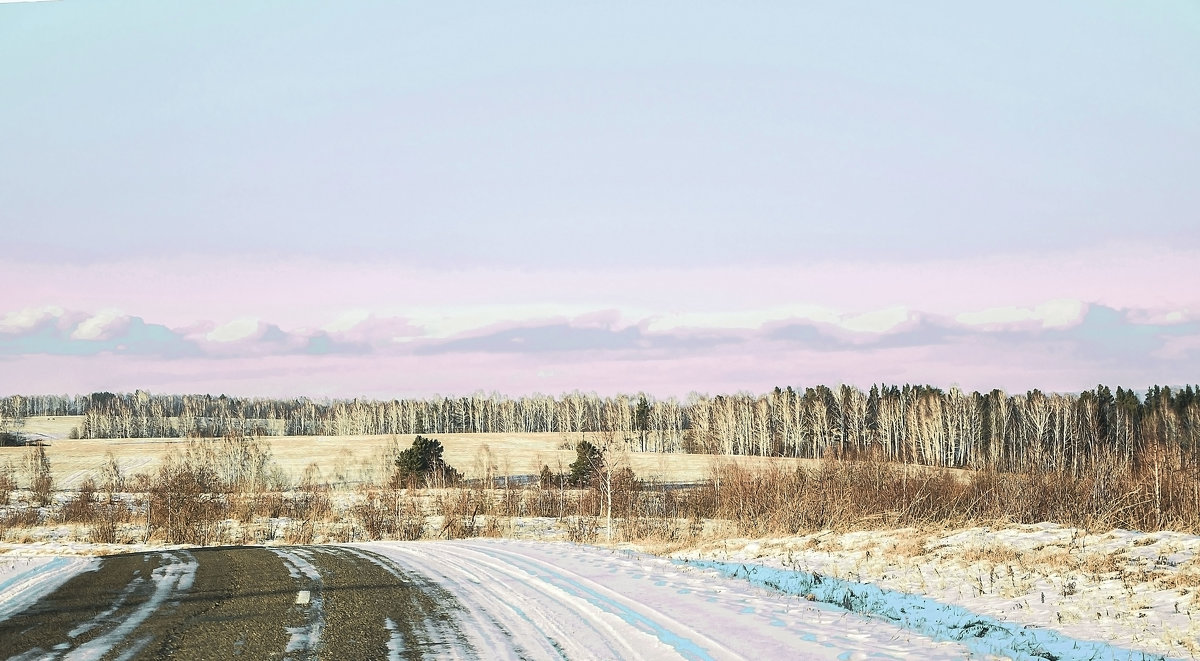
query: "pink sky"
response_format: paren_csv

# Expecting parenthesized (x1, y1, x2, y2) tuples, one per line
(3, 3, 1198, 398)
(2, 243, 1197, 398)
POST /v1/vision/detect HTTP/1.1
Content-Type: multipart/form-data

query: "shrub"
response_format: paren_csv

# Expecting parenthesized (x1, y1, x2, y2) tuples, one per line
(147, 453, 223, 545)
(354, 489, 423, 541)
(59, 478, 99, 523)
(0, 462, 15, 506)
(25, 445, 53, 507)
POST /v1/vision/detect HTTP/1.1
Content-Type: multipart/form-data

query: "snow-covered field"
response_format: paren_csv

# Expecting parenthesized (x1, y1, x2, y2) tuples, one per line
(661, 524, 1198, 660)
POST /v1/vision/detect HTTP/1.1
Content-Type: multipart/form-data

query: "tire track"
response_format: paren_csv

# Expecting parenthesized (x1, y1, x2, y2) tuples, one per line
(139, 546, 300, 660)
(341, 546, 535, 660)
(269, 547, 325, 660)
(0, 551, 196, 661)
(294, 546, 470, 660)
(362, 542, 705, 660)
(463, 544, 732, 660)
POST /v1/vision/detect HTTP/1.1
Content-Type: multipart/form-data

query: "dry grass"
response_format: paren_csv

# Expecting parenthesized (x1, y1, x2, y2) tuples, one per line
(887, 532, 931, 558)
(961, 543, 1022, 565)
(0, 425, 820, 489)
(4, 416, 1200, 555)
(1080, 551, 1124, 576)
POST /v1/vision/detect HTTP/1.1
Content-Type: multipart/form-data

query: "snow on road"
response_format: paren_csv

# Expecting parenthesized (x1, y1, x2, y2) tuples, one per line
(4, 536, 1185, 658)
(270, 547, 326, 659)
(361, 539, 974, 660)
(0, 555, 98, 624)
(65, 550, 198, 661)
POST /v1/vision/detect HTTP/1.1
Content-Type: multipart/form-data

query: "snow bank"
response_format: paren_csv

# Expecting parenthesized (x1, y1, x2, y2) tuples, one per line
(682, 558, 1152, 660)
(667, 523, 1196, 660)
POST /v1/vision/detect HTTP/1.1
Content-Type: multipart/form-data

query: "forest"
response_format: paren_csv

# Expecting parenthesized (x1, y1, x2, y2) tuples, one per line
(3, 384, 1198, 475)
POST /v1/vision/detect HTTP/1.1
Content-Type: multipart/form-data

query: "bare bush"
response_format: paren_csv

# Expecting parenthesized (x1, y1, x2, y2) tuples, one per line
(437, 490, 482, 539)
(0, 462, 15, 506)
(99, 452, 125, 502)
(0, 507, 41, 533)
(289, 463, 333, 522)
(353, 490, 423, 541)
(147, 452, 223, 545)
(88, 500, 131, 544)
(59, 478, 99, 523)
(565, 516, 598, 543)
(672, 444, 1200, 537)
(24, 445, 53, 507)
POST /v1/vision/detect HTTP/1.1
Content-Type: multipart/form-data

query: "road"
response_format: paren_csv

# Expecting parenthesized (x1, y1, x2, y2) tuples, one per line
(0, 541, 972, 660)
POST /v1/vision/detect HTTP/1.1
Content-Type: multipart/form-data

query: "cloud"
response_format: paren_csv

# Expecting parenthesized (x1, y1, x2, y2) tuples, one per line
(646, 305, 840, 333)
(414, 320, 738, 356)
(2, 299, 1199, 396)
(1126, 308, 1194, 326)
(838, 306, 913, 334)
(323, 310, 372, 333)
(70, 309, 127, 340)
(102, 318, 202, 357)
(1056, 305, 1200, 360)
(304, 332, 370, 356)
(0, 314, 199, 358)
(206, 318, 263, 342)
(955, 299, 1086, 330)
(416, 324, 644, 355)
(766, 322, 842, 350)
(0, 306, 64, 333)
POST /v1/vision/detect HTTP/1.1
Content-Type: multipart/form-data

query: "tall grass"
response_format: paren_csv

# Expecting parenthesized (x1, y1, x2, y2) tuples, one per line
(8, 435, 1200, 546)
(696, 445, 1200, 536)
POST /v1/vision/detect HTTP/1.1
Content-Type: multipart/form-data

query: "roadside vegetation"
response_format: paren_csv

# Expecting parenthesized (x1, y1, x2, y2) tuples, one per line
(1, 417, 1198, 547)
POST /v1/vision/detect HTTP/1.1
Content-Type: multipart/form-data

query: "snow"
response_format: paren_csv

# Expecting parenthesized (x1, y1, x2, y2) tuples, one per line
(0, 555, 99, 624)
(2, 520, 1197, 658)
(383, 617, 403, 661)
(66, 551, 197, 661)
(269, 547, 325, 658)
(681, 558, 1142, 660)
(362, 539, 975, 659)
(666, 523, 1197, 659)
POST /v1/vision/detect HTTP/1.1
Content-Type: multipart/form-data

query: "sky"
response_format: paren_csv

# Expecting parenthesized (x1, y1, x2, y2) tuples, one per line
(2, 1, 1198, 399)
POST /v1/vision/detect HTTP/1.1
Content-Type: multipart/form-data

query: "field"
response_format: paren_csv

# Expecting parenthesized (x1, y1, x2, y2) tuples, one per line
(2, 416, 820, 488)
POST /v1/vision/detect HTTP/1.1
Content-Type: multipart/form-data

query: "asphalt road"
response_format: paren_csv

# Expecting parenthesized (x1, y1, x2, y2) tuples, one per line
(1, 540, 987, 660)
(0, 546, 465, 661)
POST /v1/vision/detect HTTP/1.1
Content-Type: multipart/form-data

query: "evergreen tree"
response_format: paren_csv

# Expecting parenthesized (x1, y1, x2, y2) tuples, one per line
(393, 435, 459, 488)
(569, 440, 603, 486)
(635, 394, 651, 452)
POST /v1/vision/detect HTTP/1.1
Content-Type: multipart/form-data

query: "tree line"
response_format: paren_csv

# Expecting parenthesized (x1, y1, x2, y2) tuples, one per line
(2, 384, 1198, 472)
